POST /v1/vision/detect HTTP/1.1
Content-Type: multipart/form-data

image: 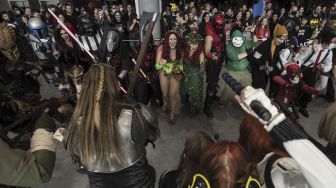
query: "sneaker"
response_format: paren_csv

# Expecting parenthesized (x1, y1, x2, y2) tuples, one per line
(299, 108, 309, 118)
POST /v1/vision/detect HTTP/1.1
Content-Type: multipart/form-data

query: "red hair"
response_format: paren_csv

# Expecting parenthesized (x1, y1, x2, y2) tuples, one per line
(161, 31, 185, 60)
(200, 140, 258, 188)
(239, 114, 287, 163)
(185, 43, 203, 64)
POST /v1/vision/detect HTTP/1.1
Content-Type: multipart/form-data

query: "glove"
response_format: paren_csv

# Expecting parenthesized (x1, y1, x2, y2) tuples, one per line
(34, 111, 56, 132)
(47, 97, 61, 115)
(236, 86, 286, 131)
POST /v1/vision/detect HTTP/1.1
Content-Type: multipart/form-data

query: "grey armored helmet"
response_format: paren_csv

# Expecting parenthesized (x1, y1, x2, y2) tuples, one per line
(106, 30, 121, 53)
(28, 17, 47, 39)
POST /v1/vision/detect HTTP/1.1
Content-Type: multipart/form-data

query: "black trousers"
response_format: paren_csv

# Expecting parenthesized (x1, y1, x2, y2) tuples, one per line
(251, 68, 279, 98)
(298, 67, 318, 109)
(204, 59, 223, 108)
(252, 69, 268, 90)
(325, 74, 335, 102)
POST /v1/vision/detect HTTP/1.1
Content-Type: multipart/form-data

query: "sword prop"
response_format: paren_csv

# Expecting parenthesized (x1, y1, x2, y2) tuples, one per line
(48, 8, 127, 94)
(120, 86, 127, 94)
(48, 8, 96, 61)
(131, 59, 147, 78)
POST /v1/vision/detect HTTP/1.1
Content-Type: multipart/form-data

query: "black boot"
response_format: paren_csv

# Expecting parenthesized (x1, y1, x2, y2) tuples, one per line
(203, 104, 214, 118)
(299, 108, 309, 118)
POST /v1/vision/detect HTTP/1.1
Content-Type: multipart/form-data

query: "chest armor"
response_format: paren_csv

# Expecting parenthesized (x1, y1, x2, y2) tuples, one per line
(27, 34, 55, 62)
(79, 30, 103, 52)
(85, 109, 145, 173)
(106, 52, 121, 71)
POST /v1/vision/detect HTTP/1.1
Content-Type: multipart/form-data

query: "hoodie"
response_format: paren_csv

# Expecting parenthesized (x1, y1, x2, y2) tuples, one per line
(226, 29, 258, 71)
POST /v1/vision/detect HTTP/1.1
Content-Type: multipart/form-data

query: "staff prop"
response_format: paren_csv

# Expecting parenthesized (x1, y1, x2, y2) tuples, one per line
(225, 73, 336, 187)
(132, 59, 147, 78)
(222, 73, 271, 121)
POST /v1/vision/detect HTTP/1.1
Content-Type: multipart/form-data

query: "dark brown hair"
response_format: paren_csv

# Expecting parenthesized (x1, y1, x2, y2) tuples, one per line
(239, 114, 287, 163)
(178, 131, 214, 187)
(161, 31, 184, 60)
(200, 140, 258, 188)
(67, 64, 123, 167)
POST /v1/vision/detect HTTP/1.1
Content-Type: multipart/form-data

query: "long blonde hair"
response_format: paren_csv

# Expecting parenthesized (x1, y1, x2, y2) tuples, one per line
(67, 63, 123, 167)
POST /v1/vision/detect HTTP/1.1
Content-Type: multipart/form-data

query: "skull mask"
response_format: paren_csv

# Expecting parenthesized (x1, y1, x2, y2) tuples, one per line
(106, 30, 120, 53)
(0, 24, 20, 63)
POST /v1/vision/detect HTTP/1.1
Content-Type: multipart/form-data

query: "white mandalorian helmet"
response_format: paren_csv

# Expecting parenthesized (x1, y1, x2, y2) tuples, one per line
(28, 17, 47, 39)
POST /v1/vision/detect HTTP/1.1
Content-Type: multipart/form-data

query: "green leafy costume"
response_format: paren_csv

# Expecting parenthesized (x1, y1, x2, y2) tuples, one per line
(179, 33, 204, 113)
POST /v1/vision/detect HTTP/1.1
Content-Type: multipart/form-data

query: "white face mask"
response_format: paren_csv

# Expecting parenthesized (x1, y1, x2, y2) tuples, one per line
(232, 37, 244, 47)
(328, 43, 336, 49)
(291, 75, 300, 84)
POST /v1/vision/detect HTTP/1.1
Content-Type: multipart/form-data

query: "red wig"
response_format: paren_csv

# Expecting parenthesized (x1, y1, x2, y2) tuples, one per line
(161, 31, 185, 60)
(200, 140, 258, 188)
(239, 114, 287, 163)
(185, 43, 203, 64)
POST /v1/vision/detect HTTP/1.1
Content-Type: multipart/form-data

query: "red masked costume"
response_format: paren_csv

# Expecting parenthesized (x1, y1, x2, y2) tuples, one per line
(203, 13, 226, 118)
(273, 64, 319, 120)
(203, 13, 239, 118)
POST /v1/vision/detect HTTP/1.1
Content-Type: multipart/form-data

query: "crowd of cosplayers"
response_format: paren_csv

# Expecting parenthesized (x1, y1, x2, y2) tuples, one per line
(2, 0, 336, 188)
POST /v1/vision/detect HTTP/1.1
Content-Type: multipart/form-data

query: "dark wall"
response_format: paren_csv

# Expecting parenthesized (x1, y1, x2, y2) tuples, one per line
(0, 1, 11, 12)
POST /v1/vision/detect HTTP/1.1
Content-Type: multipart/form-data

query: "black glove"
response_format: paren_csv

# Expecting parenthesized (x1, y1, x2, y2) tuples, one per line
(47, 97, 61, 114)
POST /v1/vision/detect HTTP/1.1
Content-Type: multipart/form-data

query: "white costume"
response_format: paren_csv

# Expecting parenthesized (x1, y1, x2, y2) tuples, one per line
(297, 44, 333, 90)
(258, 153, 311, 188)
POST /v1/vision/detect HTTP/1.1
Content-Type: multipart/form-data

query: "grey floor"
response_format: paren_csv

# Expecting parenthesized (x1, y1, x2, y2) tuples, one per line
(36, 75, 333, 188)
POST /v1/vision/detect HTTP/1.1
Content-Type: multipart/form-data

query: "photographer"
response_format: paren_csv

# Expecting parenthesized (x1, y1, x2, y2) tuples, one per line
(96, 6, 113, 28)
(127, 13, 140, 48)
(0, 109, 56, 187)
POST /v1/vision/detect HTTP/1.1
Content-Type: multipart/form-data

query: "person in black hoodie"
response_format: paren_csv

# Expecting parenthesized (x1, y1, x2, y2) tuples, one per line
(250, 24, 288, 97)
(295, 16, 312, 47)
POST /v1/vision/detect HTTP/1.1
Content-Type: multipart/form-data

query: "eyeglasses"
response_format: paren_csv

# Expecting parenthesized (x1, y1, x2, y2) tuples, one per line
(245, 176, 262, 188)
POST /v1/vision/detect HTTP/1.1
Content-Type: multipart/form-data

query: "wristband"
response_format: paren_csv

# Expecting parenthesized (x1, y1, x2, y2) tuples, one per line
(30, 129, 56, 152)
(205, 51, 213, 59)
(155, 63, 163, 70)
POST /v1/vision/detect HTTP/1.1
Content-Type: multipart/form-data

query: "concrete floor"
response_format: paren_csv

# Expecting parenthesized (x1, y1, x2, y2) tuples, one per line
(35, 75, 334, 188)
